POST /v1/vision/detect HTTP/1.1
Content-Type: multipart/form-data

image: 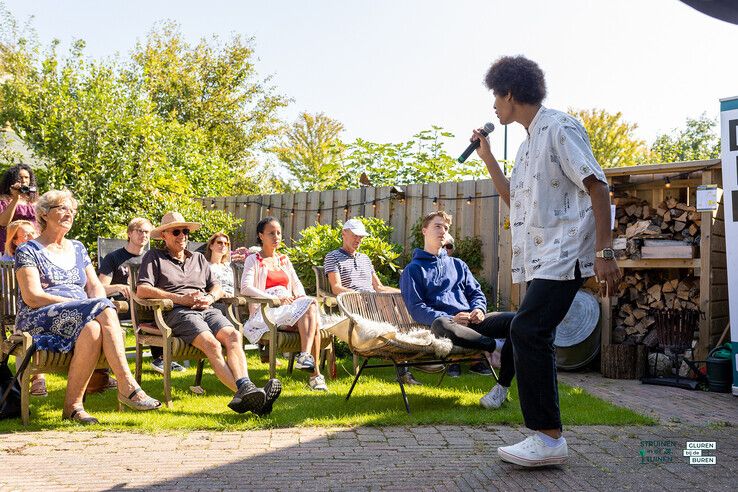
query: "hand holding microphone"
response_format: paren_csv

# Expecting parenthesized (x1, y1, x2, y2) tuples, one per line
(458, 122, 495, 163)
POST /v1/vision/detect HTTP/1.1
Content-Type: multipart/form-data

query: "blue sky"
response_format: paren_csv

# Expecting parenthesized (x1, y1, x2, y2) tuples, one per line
(3, 0, 736, 161)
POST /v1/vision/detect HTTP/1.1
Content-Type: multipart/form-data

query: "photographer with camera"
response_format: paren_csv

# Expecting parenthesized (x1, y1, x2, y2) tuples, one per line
(0, 163, 40, 248)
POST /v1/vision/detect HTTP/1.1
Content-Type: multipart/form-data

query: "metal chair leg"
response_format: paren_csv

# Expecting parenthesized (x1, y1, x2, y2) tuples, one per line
(346, 358, 368, 401)
(394, 362, 411, 414)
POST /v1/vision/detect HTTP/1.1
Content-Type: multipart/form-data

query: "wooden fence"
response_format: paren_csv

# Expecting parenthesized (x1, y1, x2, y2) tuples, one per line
(203, 179, 504, 303)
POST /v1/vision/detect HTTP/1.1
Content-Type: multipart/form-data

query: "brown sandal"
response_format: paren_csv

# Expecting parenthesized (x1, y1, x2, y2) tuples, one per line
(30, 375, 48, 397)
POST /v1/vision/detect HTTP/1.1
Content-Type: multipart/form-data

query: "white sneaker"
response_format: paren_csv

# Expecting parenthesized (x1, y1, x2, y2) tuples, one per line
(480, 384, 508, 409)
(498, 435, 568, 467)
(309, 374, 328, 391)
(295, 352, 315, 371)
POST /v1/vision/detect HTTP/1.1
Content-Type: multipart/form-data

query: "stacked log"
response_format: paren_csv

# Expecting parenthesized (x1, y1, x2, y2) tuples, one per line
(611, 271, 700, 347)
(613, 195, 701, 260)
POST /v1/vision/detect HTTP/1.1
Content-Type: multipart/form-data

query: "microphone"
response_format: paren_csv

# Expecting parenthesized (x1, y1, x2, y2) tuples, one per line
(457, 122, 495, 163)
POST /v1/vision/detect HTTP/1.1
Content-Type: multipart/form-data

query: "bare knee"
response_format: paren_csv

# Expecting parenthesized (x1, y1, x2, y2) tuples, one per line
(220, 327, 242, 346)
(82, 321, 102, 341)
(195, 334, 222, 357)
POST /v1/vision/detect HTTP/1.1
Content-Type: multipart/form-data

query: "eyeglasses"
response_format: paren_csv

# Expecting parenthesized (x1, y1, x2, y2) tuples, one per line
(168, 228, 190, 237)
(214, 240, 229, 246)
(49, 205, 77, 216)
(444, 244, 454, 251)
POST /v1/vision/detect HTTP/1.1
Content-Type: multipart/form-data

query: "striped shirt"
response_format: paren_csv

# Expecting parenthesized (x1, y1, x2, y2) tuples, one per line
(324, 248, 375, 292)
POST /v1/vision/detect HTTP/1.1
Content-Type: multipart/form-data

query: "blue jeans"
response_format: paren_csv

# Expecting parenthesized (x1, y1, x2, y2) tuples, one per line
(511, 264, 585, 431)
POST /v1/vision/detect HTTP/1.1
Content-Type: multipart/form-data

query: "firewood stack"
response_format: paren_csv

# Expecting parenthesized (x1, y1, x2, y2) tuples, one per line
(613, 195, 701, 259)
(612, 271, 700, 347)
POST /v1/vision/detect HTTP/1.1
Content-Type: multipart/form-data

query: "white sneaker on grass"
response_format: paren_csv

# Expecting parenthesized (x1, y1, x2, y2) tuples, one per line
(309, 374, 328, 391)
(480, 384, 508, 409)
(295, 352, 315, 371)
(498, 435, 568, 467)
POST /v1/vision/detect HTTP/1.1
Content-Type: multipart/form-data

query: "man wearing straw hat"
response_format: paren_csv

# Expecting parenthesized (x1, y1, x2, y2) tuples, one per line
(137, 211, 281, 415)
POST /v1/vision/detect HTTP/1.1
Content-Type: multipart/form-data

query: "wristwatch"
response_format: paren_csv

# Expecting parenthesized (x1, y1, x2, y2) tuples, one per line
(595, 248, 616, 260)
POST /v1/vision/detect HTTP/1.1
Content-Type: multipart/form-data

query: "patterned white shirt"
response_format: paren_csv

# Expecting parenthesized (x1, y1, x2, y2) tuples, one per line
(509, 106, 607, 283)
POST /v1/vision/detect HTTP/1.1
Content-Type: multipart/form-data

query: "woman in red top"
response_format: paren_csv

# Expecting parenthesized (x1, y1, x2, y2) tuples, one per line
(240, 217, 328, 391)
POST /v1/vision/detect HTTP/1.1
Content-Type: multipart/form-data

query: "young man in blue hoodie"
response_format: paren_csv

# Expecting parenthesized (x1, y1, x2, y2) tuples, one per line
(400, 211, 515, 410)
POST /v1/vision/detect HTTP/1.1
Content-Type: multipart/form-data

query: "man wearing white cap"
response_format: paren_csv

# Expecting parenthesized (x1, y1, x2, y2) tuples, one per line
(324, 218, 424, 385)
(324, 219, 397, 295)
(137, 211, 281, 416)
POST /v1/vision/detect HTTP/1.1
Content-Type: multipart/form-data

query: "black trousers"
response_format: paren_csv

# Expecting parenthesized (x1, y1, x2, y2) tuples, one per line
(430, 312, 516, 387)
(511, 266, 584, 431)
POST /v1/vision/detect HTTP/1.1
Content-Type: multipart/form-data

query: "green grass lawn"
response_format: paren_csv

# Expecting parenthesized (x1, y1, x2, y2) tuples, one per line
(0, 350, 655, 432)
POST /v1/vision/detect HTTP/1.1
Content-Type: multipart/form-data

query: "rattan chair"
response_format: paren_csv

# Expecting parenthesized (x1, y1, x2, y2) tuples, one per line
(337, 291, 485, 413)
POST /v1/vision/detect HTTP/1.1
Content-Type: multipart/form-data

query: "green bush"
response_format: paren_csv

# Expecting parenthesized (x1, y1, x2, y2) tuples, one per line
(283, 216, 402, 293)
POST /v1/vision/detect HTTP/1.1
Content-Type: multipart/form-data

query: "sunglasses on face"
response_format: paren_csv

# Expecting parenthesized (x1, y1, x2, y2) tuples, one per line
(214, 240, 229, 246)
(169, 228, 190, 237)
(444, 244, 454, 251)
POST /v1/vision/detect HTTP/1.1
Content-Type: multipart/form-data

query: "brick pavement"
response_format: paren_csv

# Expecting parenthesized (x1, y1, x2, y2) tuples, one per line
(558, 370, 738, 427)
(1, 424, 736, 491)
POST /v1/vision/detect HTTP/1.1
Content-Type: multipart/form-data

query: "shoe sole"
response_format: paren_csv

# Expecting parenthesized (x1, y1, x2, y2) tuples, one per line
(497, 448, 567, 467)
(295, 364, 315, 372)
(150, 365, 165, 375)
(255, 379, 282, 416)
(228, 390, 266, 414)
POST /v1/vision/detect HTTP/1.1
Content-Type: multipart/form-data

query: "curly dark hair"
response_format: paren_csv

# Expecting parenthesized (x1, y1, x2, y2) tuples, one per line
(484, 56, 546, 105)
(0, 163, 39, 201)
(255, 216, 281, 246)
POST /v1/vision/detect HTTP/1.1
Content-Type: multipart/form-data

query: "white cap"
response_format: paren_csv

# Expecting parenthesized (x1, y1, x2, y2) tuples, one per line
(343, 218, 370, 237)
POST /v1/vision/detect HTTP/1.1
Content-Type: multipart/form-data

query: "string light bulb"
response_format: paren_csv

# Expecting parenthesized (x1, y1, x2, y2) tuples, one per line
(466, 196, 473, 205)
(432, 197, 438, 205)
(609, 185, 614, 198)
(290, 208, 295, 216)
(372, 200, 377, 209)
(664, 177, 671, 189)
(210, 198, 216, 209)
(266, 204, 271, 214)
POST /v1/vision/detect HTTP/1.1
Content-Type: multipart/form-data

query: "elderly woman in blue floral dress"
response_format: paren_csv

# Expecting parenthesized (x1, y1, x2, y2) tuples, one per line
(14, 190, 160, 424)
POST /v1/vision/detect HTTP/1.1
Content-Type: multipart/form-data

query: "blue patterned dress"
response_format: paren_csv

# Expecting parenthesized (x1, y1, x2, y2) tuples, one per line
(14, 239, 115, 352)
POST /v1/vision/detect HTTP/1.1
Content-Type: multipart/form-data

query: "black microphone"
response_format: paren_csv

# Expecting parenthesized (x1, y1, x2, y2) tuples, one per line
(457, 122, 495, 163)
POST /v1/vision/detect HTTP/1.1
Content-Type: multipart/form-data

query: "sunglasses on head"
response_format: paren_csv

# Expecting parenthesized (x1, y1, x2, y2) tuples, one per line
(169, 228, 190, 237)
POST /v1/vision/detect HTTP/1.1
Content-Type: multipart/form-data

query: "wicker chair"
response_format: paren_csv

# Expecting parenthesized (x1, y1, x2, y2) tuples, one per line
(336, 291, 485, 413)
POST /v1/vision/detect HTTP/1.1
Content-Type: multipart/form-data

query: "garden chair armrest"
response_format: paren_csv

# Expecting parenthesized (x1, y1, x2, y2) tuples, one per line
(237, 295, 282, 308)
(130, 293, 174, 311)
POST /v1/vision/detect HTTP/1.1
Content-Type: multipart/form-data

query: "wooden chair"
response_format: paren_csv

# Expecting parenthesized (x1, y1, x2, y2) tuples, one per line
(1, 260, 17, 340)
(0, 268, 128, 424)
(337, 291, 487, 413)
(230, 261, 336, 379)
(128, 262, 225, 408)
(312, 265, 337, 314)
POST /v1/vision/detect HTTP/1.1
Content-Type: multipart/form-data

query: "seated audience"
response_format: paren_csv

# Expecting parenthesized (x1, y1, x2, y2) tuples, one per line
(98, 217, 185, 375)
(241, 217, 328, 392)
(136, 212, 280, 415)
(400, 211, 515, 409)
(15, 190, 161, 424)
(324, 218, 423, 386)
(3, 219, 48, 396)
(205, 231, 235, 302)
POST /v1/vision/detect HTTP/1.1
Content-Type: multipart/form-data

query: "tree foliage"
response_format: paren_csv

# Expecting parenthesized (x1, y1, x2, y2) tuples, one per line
(0, 16, 293, 247)
(274, 112, 347, 191)
(568, 108, 647, 168)
(647, 114, 720, 163)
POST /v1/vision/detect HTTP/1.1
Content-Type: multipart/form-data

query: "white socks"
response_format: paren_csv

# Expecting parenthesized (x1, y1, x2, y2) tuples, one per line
(537, 432, 566, 448)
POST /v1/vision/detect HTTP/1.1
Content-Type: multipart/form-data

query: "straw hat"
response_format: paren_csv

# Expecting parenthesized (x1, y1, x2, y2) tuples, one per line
(150, 211, 201, 239)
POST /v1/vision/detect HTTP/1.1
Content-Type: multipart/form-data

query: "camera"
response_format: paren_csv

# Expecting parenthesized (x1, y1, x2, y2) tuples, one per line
(19, 185, 36, 194)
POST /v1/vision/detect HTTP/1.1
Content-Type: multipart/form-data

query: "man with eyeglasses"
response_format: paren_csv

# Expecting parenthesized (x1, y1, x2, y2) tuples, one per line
(137, 212, 279, 415)
(98, 217, 185, 375)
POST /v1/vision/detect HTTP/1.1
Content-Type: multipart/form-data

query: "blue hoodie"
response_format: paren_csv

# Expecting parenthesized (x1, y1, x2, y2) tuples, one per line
(400, 248, 487, 326)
